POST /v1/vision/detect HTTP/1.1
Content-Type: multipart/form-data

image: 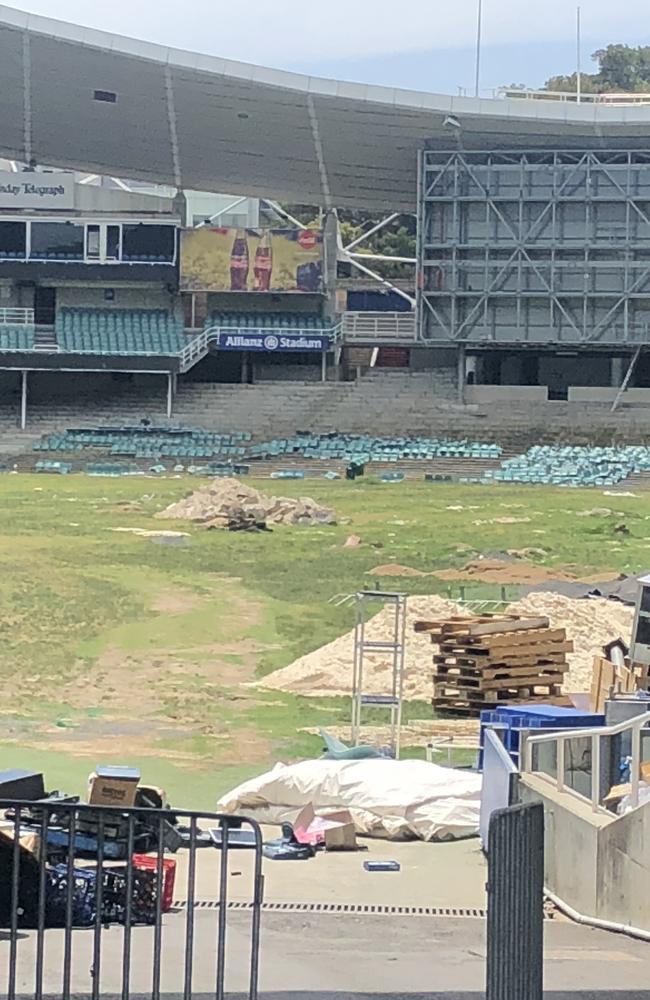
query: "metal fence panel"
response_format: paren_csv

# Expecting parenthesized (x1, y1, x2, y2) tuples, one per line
(486, 801, 544, 1000)
(479, 728, 518, 851)
(0, 799, 263, 1000)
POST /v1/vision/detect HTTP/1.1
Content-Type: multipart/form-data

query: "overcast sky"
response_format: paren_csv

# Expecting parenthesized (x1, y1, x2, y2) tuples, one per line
(4, 0, 650, 94)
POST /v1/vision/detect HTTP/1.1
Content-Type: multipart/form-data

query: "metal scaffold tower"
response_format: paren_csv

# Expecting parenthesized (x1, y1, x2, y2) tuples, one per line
(351, 591, 407, 758)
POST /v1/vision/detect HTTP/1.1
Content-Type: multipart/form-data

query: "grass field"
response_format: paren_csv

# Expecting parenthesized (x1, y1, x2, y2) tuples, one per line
(0, 472, 647, 808)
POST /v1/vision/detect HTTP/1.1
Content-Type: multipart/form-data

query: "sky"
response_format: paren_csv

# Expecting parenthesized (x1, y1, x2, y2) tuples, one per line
(3, 0, 650, 95)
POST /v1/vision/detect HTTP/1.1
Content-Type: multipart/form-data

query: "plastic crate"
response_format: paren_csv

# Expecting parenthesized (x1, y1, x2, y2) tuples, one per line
(479, 704, 605, 769)
(132, 854, 176, 913)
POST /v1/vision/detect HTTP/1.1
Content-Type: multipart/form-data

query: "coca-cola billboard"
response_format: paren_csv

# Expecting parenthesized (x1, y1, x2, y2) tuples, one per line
(181, 227, 323, 293)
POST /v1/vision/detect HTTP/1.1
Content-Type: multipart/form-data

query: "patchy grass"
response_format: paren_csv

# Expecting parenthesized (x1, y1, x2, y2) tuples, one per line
(0, 473, 647, 806)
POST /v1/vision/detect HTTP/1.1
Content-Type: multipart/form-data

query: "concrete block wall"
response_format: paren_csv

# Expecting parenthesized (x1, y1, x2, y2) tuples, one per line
(519, 773, 650, 933)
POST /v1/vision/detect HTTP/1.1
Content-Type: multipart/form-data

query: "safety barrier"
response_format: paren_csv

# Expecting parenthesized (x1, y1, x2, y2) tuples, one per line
(0, 800, 263, 999)
(342, 312, 417, 342)
(523, 711, 650, 813)
(0, 308, 34, 327)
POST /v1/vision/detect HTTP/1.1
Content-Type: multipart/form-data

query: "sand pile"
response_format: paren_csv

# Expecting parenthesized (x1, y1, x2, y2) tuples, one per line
(261, 590, 634, 702)
(157, 478, 336, 527)
(506, 592, 634, 693)
(258, 595, 466, 702)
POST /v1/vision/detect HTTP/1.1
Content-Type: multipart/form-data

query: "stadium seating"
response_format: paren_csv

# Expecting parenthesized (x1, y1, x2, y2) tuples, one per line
(32, 426, 501, 469)
(484, 445, 650, 487)
(207, 313, 329, 332)
(0, 325, 36, 351)
(248, 433, 502, 463)
(55, 309, 187, 355)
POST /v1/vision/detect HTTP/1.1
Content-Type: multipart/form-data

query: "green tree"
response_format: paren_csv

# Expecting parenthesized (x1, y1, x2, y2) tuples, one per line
(543, 44, 650, 94)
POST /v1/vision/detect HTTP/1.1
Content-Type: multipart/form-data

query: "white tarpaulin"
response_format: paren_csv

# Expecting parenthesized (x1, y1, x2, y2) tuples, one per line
(218, 759, 482, 841)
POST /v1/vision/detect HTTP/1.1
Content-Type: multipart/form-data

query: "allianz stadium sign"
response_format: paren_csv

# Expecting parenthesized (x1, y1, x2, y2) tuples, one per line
(0, 171, 75, 209)
(213, 332, 331, 352)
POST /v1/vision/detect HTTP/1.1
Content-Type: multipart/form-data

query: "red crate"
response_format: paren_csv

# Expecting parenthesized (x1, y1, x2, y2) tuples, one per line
(131, 854, 176, 913)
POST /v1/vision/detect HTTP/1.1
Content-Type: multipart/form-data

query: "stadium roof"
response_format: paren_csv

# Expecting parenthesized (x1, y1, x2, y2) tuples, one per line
(3, 5, 650, 213)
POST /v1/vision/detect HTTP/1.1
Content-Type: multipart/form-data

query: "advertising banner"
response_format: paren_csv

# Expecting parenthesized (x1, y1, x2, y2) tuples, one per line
(181, 227, 322, 293)
(213, 331, 330, 352)
(0, 171, 75, 210)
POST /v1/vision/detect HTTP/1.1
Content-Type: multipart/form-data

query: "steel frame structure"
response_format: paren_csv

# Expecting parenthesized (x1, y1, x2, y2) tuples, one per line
(417, 149, 650, 346)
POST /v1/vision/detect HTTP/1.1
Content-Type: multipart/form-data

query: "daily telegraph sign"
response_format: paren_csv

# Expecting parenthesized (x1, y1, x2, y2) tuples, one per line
(0, 171, 75, 209)
(214, 332, 331, 352)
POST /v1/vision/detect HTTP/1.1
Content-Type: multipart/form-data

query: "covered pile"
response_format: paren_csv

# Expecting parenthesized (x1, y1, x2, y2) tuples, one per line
(156, 477, 336, 527)
(218, 758, 481, 841)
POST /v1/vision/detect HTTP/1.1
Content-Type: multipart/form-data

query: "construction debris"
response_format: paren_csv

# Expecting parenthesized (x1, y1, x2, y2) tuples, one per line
(416, 614, 573, 717)
(156, 478, 336, 527)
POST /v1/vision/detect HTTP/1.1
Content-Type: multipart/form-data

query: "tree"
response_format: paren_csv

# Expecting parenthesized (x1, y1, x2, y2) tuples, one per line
(543, 44, 650, 94)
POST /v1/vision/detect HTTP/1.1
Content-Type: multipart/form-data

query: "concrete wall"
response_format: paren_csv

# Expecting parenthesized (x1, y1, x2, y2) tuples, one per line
(55, 285, 174, 310)
(252, 356, 322, 382)
(207, 293, 323, 317)
(568, 386, 650, 404)
(466, 385, 549, 403)
(519, 773, 650, 931)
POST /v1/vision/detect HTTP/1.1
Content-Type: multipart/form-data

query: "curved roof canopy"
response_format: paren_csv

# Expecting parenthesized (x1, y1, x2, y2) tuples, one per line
(3, 4, 650, 212)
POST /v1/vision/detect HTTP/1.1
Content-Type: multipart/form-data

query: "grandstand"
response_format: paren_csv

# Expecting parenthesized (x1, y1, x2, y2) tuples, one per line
(2, 6, 650, 471)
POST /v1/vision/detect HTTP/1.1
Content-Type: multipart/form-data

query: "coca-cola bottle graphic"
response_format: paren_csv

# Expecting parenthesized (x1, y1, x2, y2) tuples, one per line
(254, 231, 273, 291)
(230, 229, 249, 290)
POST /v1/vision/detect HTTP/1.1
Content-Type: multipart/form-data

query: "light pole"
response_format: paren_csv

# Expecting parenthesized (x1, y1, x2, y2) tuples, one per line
(576, 6, 582, 103)
(475, 0, 483, 98)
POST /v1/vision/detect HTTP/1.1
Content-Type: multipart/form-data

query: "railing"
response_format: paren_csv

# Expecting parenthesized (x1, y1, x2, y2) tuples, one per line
(523, 711, 650, 814)
(341, 312, 417, 342)
(179, 330, 209, 372)
(0, 799, 263, 1000)
(498, 87, 650, 106)
(0, 307, 34, 326)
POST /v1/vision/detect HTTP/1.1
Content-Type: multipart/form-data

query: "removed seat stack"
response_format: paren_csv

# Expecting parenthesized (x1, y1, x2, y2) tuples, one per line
(414, 614, 572, 717)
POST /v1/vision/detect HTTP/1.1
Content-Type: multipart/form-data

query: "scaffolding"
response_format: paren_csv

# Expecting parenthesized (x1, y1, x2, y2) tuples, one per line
(351, 590, 407, 757)
(418, 149, 650, 346)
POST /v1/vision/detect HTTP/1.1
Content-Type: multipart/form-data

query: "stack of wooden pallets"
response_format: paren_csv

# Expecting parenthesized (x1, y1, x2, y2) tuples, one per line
(414, 613, 573, 717)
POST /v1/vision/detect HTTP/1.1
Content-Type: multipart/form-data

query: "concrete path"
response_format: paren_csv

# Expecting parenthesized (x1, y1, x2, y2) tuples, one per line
(2, 910, 650, 998)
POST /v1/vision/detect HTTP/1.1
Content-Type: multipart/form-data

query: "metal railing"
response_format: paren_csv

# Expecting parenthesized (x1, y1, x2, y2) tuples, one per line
(179, 330, 209, 372)
(0, 308, 35, 327)
(523, 711, 650, 814)
(0, 799, 263, 999)
(498, 87, 650, 106)
(341, 312, 417, 342)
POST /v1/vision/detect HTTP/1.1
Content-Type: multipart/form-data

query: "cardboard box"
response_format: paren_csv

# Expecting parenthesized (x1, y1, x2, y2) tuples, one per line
(324, 821, 357, 851)
(88, 766, 140, 808)
(293, 803, 357, 850)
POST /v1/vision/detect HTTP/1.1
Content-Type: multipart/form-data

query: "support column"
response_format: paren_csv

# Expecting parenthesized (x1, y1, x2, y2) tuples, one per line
(166, 372, 174, 419)
(611, 356, 625, 388)
(20, 369, 27, 431)
(457, 346, 466, 405)
(321, 349, 327, 383)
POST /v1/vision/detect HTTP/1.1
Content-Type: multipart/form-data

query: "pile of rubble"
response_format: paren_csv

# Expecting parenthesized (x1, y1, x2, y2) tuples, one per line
(157, 478, 336, 529)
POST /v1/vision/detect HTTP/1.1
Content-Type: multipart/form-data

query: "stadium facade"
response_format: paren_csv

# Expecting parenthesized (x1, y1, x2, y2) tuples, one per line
(3, 4, 650, 424)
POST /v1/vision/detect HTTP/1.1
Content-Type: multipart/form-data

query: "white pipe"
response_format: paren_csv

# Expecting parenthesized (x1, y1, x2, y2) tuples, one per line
(344, 213, 400, 252)
(546, 889, 650, 943)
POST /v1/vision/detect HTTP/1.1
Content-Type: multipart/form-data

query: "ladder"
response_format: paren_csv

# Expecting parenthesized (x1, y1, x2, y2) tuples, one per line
(351, 590, 407, 758)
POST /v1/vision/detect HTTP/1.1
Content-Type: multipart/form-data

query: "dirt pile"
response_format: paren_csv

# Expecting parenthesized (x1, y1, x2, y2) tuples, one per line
(258, 595, 466, 702)
(434, 559, 577, 585)
(157, 478, 336, 527)
(506, 592, 634, 693)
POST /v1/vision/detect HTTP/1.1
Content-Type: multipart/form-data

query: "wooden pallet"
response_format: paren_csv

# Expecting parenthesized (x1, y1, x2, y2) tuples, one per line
(436, 648, 573, 667)
(434, 676, 565, 696)
(433, 692, 569, 717)
(437, 630, 571, 654)
(434, 668, 566, 690)
(433, 661, 568, 682)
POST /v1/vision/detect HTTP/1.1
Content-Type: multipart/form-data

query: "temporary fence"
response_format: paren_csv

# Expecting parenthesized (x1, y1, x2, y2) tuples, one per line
(0, 800, 263, 1000)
